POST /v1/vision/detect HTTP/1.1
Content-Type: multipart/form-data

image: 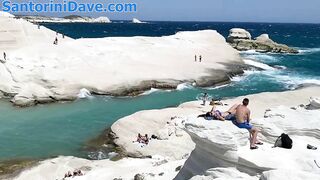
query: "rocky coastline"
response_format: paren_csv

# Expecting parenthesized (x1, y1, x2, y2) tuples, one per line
(11, 86, 320, 180)
(227, 28, 299, 54)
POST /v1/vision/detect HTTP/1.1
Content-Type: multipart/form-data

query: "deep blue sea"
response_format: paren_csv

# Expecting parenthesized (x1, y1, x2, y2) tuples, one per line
(0, 21, 319, 162)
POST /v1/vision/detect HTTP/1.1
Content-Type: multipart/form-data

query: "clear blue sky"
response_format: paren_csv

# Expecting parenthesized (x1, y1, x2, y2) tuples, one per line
(6, 0, 320, 23)
(137, 0, 320, 23)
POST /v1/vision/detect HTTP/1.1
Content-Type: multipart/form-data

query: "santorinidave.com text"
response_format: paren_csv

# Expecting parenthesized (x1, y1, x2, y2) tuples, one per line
(1, 0, 137, 13)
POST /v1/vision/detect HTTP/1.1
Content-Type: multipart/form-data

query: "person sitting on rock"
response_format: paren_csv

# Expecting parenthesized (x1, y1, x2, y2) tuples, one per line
(142, 134, 149, 144)
(136, 133, 143, 143)
(232, 98, 263, 150)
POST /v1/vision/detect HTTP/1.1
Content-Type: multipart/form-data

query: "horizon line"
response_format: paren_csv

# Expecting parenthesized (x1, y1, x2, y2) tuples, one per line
(13, 14, 320, 25)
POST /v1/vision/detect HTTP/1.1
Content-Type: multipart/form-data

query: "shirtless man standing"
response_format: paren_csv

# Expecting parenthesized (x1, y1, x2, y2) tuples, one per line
(233, 98, 262, 149)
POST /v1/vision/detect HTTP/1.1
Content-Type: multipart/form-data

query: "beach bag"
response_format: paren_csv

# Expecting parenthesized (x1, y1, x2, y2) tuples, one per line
(274, 133, 292, 149)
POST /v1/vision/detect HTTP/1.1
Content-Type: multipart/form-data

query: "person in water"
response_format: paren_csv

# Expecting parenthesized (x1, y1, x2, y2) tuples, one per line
(232, 98, 263, 150)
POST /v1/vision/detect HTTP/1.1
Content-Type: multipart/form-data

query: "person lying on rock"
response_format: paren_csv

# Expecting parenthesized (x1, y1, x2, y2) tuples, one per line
(197, 103, 238, 121)
(232, 98, 263, 150)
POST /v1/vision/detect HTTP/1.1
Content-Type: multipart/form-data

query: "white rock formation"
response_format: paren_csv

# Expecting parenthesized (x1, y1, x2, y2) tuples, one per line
(77, 88, 92, 99)
(0, 13, 243, 106)
(132, 18, 145, 23)
(175, 87, 320, 179)
(255, 34, 274, 43)
(310, 97, 320, 109)
(260, 169, 320, 180)
(93, 16, 111, 23)
(12, 86, 320, 180)
(14, 156, 186, 180)
(228, 28, 252, 40)
(190, 168, 257, 180)
(0, 11, 14, 17)
(227, 28, 298, 53)
(111, 108, 198, 160)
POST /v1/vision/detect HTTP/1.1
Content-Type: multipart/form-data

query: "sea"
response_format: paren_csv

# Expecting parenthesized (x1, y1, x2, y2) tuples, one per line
(0, 21, 319, 162)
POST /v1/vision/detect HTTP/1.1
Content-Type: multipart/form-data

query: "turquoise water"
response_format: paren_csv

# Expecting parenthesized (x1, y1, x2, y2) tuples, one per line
(0, 22, 319, 161)
(0, 80, 285, 160)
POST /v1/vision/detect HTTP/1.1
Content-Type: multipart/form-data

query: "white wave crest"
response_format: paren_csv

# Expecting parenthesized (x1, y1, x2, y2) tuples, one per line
(265, 72, 320, 89)
(141, 88, 161, 95)
(205, 84, 229, 90)
(77, 88, 92, 99)
(241, 50, 258, 54)
(230, 70, 259, 82)
(176, 83, 194, 91)
(243, 59, 275, 70)
(298, 48, 320, 54)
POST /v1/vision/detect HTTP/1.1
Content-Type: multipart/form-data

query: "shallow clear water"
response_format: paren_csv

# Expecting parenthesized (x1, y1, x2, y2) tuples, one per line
(0, 22, 319, 161)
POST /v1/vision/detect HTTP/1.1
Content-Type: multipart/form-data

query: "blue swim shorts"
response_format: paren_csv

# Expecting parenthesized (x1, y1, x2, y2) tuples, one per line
(232, 120, 253, 130)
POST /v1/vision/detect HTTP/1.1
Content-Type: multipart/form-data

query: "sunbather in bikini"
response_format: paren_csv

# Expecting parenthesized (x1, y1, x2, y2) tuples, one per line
(199, 103, 239, 121)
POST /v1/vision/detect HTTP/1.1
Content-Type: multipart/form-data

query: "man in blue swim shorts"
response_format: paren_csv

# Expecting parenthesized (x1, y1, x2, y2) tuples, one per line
(233, 98, 263, 150)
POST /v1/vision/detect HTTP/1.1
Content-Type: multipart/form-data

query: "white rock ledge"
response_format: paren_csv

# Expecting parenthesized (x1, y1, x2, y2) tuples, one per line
(0, 13, 243, 106)
(12, 86, 320, 180)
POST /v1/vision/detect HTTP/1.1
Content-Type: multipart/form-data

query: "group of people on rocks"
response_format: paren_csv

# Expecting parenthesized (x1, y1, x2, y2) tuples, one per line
(199, 96, 263, 150)
(53, 32, 65, 45)
(133, 133, 160, 146)
(134, 133, 149, 145)
(63, 170, 83, 179)
(195, 55, 203, 62)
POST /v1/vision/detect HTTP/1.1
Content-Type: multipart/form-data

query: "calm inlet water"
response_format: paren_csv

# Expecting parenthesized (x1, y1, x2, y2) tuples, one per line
(0, 22, 319, 161)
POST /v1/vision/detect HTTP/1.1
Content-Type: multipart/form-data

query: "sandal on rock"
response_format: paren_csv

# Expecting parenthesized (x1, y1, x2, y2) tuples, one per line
(256, 142, 264, 145)
(307, 144, 317, 150)
(250, 146, 259, 150)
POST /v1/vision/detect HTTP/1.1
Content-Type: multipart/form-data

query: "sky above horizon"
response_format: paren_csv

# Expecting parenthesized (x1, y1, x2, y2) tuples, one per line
(6, 0, 320, 23)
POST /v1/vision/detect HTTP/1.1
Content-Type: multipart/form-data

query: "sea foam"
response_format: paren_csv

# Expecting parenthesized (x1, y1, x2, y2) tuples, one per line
(298, 47, 320, 54)
(176, 83, 194, 91)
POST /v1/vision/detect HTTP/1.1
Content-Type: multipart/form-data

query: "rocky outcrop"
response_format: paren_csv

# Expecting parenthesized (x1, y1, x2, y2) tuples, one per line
(111, 108, 197, 160)
(309, 97, 320, 109)
(10, 86, 320, 180)
(132, 18, 145, 24)
(174, 105, 320, 179)
(227, 28, 298, 54)
(227, 28, 252, 41)
(1, 12, 246, 107)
